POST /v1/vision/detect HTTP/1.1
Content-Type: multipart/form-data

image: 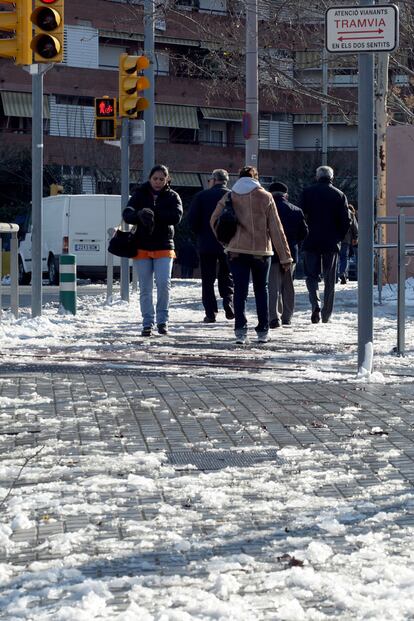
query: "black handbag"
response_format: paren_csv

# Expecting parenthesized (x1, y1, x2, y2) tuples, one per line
(215, 193, 238, 245)
(108, 226, 138, 258)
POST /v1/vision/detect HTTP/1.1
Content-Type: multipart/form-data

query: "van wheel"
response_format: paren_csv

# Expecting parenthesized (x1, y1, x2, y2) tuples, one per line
(48, 256, 59, 285)
(18, 258, 31, 285)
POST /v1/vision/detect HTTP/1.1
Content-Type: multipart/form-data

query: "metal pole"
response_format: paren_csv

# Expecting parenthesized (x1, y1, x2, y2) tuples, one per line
(357, 0, 375, 372)
(120, 118, 130, 301)
(106, 227, 114, 304)
(397, 211, 406, 356)
(321, 48, 328, 166)
(377, 224, 383, 304)
(0, 235, 2, 318)
(10, 229, 19, 318)
(245, 0, 258, 167)
(31, 66, 43, 318)
(143, 0, 155, 179)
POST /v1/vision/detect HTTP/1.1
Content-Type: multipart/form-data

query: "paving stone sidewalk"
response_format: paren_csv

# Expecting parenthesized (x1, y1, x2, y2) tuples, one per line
(1, 357, 414, 617)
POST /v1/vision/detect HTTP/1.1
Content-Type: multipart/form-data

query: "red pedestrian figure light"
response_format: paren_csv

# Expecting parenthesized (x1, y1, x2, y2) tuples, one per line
(95, 97, 117, 139)
(99, 101, 113, 116)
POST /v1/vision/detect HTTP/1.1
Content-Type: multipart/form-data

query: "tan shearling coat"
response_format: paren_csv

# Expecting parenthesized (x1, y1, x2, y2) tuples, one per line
(210, 182, 292, 265)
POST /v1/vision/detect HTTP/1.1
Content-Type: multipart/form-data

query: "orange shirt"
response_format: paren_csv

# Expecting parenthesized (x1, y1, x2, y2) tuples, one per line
(134, 249, 176, 260)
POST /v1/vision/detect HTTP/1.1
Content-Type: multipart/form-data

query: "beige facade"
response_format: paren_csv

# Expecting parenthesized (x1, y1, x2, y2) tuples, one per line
(386, 125, 414, 281)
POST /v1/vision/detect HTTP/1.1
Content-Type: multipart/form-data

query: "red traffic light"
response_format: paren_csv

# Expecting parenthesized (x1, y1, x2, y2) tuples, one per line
(31, 0, 64, 63)
(95, 97, 117, 140)
(95, 98, 116, 118)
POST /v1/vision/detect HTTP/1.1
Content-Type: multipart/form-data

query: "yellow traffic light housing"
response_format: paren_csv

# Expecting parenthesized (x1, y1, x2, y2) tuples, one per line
(119, 53, 150, 118)
(95, 96, 117, 140)
(31, 0, 64, 63)
(0, 0, 32, 66)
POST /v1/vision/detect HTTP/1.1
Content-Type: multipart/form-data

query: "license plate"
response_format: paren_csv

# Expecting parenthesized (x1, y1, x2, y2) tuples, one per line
(74, 243, 100, 251)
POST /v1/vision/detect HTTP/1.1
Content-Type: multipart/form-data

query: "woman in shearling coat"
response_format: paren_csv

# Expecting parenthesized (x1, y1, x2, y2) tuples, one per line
(210, 166, 292, 344)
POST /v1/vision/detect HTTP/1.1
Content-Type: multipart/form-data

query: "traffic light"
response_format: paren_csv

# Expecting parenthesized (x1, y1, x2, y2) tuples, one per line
(31, 0, 64, 63)
(95, 97, 117, 140)
(0, 0, 32, 66)
(119, 53, 150, 118)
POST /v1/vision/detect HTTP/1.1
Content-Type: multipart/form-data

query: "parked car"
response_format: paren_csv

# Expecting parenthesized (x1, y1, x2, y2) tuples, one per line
(18, 194, 122, 284)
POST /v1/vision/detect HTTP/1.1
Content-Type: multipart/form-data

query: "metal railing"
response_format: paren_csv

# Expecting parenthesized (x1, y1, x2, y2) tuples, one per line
(0, 223, 19, 318)
(106, 227, 137, 304)
(375, 196, 414, 356)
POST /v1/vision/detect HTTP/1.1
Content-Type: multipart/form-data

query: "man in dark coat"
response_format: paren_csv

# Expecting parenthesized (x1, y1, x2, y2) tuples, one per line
(187, 169, 234, 322)
(299, 166, 351, 324)
(268, 182, 308, 328)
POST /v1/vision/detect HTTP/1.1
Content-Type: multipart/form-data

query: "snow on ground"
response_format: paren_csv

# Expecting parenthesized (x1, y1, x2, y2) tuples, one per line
(0, 437, 414, 619)
(0, 277, 413, 382)
(0, 279, 413, 619)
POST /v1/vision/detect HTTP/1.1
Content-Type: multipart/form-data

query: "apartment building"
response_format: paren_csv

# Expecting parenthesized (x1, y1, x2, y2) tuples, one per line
(0, 0, 380, 206)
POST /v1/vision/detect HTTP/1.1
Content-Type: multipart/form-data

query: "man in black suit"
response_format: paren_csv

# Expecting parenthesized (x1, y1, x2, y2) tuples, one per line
(300, 166, 351, 324)
(187, 169, 234, 322)
(268, 182, 308, 328)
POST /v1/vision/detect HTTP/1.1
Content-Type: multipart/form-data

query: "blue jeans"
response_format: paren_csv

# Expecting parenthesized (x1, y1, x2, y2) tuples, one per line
(229, 254, 271, 334)
(134, 257, 173, 327)
(338, 242, 350, 277)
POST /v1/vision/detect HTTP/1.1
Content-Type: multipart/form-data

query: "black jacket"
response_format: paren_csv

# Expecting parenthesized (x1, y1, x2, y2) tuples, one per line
(123, 181, 183, 251)
(272, 195, 308, 264)
(342, 209, 358, 245)
(187, 183, 229, 254)
(299, 179, 351, 253)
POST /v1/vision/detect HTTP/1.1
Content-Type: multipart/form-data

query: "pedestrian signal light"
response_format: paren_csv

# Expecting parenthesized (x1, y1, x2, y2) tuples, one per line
(31, 0, 64, 63)
(95, 97, 117, 140)
(119, 53, 150, 118)
(0, 0, 32, 66)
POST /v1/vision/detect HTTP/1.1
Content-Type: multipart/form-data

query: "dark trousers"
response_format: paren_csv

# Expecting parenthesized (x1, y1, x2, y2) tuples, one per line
(229, 254, 271, 333)
(199, 252, 234, 317)
(269, 261, 295, 323)
(304, 250, 338, 321)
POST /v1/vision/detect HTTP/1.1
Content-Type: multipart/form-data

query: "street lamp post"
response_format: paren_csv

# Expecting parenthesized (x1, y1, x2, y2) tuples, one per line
(245, 0, 259, 167)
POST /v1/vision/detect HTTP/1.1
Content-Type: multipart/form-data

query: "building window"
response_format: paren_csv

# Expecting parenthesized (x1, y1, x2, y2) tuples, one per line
(211, 129, 224, 146)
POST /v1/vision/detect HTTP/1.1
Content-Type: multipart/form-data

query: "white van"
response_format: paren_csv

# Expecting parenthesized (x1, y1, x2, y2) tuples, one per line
(18, 194, 122, 284)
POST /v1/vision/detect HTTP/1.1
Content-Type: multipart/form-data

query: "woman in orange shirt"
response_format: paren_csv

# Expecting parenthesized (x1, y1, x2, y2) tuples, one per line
(123, 165, 183, 336)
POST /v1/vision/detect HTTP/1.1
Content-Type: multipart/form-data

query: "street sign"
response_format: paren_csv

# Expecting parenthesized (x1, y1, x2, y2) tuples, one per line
(326, 4, 399, 53)
(129, 119, 146, 144)
(242, 112, 251, 139)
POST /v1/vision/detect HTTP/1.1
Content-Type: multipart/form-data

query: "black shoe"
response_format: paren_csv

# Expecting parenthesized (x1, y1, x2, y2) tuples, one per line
(141, 326, 152, 337)
(282, 319, 291, 326)
(311, 309, 321, 324)
(269, 318, 280, 329)
(340, 274, 347, 285)
(224, 306, 235, 320)
(157, 323, 168, 335)
(203, 315, 216, 323)
(322, 316, 330, 324)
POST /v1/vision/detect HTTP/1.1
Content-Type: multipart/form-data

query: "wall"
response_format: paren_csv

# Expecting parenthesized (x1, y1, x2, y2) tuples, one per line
(386, 125, 414, 282)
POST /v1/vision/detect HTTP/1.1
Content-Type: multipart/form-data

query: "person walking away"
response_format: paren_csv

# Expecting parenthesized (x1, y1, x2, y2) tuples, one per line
(299, 165, 351, 324)
(187, 169, 234, 323)
(211, 166, 292, 344)
(268, 182, 308, 328)
(123, 164, 183, 336)
(177, 238, 199, 278)
(338, 204, 358, 284)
